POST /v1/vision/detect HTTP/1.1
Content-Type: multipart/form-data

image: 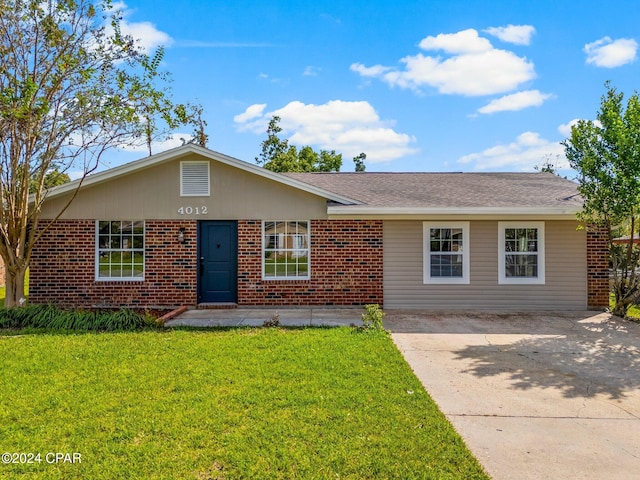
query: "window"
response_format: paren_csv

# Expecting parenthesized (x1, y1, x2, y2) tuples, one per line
(180, 161, 210, 196)
(263, 221, 310, 279)
(499, 222, 545, 284)
(423, 222, 470, 284)
(96, 221, 145, 280)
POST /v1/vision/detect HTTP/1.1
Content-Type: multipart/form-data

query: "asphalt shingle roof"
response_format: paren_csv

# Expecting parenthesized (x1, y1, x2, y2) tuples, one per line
(283, 172, 582, 210)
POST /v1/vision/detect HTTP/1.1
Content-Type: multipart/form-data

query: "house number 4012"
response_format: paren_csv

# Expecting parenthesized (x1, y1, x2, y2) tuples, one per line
(177, 206, 208, 215)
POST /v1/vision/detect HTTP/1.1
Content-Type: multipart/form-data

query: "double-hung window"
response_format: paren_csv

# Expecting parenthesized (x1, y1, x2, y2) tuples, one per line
(263, 221, 310, 279)
(423, 222, 470, 284)
(499, 222, 545, 284)
(96, 221, 145, 280)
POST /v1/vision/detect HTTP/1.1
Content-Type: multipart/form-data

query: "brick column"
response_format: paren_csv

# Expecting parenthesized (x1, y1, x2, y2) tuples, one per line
(586, 224, 610, 309)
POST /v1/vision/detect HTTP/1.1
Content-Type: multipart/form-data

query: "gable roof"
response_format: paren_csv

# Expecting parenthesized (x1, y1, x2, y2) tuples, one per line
(40, 144, 361, 205)
(40, 145, 582, 218)
(284, 172, 582, 216)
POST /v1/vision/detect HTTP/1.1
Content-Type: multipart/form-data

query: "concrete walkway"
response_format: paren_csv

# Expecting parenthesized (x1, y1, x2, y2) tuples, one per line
(385, 310, 640, 480)
(164, 307, 363, 328)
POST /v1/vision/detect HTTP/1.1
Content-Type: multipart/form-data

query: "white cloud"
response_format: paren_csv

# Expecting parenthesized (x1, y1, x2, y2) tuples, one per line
(233, 100, 417, 163)
(418, 29, 493, 54)
(233, 104, 266, 124)
(458, 132, 568, 171)
(349, 63, 392, 77)
(477, 90, 553, 114)
(106, 2, 173, 54)
(584, 37, 638, 68)
(352, 29, 535, 96)
(484, 25, 536, 45)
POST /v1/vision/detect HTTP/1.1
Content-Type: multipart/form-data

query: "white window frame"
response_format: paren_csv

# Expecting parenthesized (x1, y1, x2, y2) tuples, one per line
(423, 222, 470, 285)
(498, 221, 545, 285)
(262, 221, 311, 280)
(180, 160, 210, 197)
(95, 220, 145, 281)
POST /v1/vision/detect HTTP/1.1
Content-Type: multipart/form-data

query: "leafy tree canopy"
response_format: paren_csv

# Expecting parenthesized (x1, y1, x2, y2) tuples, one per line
(256, 116, 343, 172)
(562, 81, 640, 316)
(0, 0, 205, 305)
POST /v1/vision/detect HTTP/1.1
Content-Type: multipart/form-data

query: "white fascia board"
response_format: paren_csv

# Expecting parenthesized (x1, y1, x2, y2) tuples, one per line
(327, 206, 581, 219)
(37, 144, 361, 205)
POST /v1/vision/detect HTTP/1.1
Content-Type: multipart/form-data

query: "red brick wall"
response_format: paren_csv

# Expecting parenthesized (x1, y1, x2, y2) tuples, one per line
(30, 219, 384, 308)
(237, 220, 383, 306)
(586, 224, 610, 309)
(29, 220, 197, 308)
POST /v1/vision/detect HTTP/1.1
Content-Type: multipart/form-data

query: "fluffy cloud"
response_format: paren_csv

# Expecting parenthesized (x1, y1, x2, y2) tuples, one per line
(350, 28, 535, 96)
(349, 63, 392, 77)
(584, 37, 638, 68)
(107, 2, 173, 53)
(484, 25, 536, 45)
(477, 90, 553, 114)
(418, 29, 493, 54)
(233, 100, 417, 162)
(457, 131, 568, 171)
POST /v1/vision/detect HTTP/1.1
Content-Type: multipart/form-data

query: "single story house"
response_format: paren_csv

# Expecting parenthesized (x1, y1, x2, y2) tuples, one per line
(29, 144, 609, 310)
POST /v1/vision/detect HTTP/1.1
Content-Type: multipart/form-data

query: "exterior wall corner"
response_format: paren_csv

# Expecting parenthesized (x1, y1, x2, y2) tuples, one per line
(586, 224, 610, 309)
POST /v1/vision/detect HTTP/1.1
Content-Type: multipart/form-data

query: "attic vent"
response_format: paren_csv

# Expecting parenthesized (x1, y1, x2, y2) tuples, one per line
(180, 161, 210, 196)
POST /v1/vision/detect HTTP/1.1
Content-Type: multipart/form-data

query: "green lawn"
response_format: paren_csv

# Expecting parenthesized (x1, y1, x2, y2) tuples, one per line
(0, 328, 488, 479)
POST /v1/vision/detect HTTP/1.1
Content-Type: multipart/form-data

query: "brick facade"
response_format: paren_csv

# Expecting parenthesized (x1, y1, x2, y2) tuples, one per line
(586, 224, 610, 309)
(29, 220, 197, 308)
(237, 219, 383, 306)
(31, 217, 603, 309)
(29, 219, 383, 308)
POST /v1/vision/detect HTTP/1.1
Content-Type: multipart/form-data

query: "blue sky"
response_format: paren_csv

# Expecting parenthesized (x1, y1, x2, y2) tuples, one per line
(108, 0, 640, 175)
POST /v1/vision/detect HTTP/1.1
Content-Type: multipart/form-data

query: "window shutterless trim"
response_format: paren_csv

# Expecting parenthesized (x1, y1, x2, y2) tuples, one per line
(95, 220, 145, 282)
(498, 221, 545, 285)
(261, 221, 311, 280)
(423, 221, 470, 285)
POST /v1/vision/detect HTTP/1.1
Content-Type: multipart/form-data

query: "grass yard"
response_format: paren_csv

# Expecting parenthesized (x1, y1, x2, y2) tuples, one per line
(0, 328, 488, 479)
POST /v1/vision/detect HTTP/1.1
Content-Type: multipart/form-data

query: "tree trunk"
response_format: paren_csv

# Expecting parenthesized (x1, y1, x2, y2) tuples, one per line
(611, 297, 629, 317)
(4, 265, 26, 307)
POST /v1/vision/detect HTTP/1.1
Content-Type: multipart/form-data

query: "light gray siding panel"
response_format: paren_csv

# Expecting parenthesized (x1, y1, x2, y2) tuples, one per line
(383, 220, 586, 310)
(39, 153, 329, 220)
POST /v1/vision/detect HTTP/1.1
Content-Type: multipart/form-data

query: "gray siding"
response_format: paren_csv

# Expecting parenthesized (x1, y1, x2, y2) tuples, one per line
(39, 153, 329, 220)
(383, 220, 587, 310)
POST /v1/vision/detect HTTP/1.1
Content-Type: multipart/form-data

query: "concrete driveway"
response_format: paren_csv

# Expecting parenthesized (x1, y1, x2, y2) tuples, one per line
(386, 311, 640, 480)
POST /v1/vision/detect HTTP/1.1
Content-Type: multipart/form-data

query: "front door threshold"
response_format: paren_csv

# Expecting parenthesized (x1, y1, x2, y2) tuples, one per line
(197, 302, 238, 310)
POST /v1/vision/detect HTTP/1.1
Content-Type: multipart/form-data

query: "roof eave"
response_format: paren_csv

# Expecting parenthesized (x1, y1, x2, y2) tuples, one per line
(326, 206, 582, 219)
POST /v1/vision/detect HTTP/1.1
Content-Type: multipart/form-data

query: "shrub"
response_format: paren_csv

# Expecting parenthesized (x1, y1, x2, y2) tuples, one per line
(0, 305, 155, 331)
(357, 303, 388, 334)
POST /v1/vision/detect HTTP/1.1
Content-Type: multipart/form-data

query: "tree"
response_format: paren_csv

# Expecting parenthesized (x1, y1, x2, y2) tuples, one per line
(353, 152, 366, 172)
(0, 0, 202, 306)
(29, 167, 71, 194)
(562, 82, 640, 317)
(534, 154, 559, 175)
(126, 48, 207, 155)
(256, 116, 342, 172)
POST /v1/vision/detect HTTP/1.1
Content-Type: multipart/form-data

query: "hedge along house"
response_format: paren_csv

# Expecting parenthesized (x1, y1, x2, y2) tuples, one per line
(29, 144, 609, 311)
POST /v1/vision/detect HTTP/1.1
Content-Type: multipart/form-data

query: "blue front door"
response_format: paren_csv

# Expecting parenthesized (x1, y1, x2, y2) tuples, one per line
(198, 221, 238, 303)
